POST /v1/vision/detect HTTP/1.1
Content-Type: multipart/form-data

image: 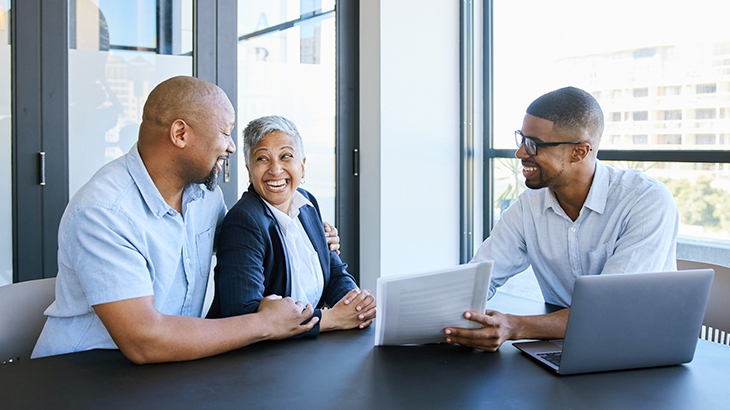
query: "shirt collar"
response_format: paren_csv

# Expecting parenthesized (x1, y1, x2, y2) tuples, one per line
(583, 160, 608, 215)
(543, 160, 608, 216)
(263, 190, 313, 223)
(126, 144, 205, 218)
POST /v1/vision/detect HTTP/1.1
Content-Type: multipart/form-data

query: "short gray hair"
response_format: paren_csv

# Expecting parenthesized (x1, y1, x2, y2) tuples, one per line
(242, 115, 305, 167)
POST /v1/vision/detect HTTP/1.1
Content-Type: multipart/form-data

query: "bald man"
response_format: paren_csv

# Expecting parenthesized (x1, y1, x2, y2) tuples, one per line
(33, 76, 319, 363)
(444, 87, 678, 351)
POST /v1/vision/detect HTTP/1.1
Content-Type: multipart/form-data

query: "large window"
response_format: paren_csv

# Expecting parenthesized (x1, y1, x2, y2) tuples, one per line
(68, 0, 193, 196)
(489, 0, 730, 299)
(237, 0, 337, 223)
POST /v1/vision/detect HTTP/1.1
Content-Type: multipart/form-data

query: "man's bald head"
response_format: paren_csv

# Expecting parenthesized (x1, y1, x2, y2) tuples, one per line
(141, 76, 230, 137)
(136, 76, 236, 194)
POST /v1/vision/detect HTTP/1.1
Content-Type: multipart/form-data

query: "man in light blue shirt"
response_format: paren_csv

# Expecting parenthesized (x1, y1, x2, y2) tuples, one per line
(444, 87, 678, 351)
(33, 76, 320, 363)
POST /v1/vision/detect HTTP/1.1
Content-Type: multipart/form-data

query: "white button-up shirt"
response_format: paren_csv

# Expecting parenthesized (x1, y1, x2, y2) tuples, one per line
(264, 192, 324, 306)
(472, 161, 679, 307)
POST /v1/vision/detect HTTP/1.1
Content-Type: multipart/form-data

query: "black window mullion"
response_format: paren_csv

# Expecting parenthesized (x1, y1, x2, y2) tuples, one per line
(336, 0, 360, 284)
(486, 149, 730, 164)
(194, 0, 238, 208)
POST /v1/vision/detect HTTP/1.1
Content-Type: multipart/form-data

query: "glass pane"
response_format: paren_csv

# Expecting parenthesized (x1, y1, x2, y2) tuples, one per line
(0, 1, 10, 286)
(238, 0, 335, 36)
(237, 0, 336, 223)
(68, 0, 193, 197)
(493, 0, 730, 152)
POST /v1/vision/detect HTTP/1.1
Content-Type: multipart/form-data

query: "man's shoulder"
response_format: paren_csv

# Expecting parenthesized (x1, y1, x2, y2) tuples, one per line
(69, 156, 136, 210)
(605, 165, 668, 194)
(603, 164, 674, 209)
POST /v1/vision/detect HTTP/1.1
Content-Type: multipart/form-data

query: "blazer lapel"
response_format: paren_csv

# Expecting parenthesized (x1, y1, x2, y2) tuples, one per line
(249, 185, 293, 296)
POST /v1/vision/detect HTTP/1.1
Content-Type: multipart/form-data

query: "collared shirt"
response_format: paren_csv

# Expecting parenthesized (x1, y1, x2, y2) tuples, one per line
(264, 192, 324, 307)
(471, 160, 679, 307)
(32, 145, 227, 358)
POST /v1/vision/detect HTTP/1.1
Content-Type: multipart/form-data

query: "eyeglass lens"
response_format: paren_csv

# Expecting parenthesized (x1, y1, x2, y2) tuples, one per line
(515, 131, 537, 156)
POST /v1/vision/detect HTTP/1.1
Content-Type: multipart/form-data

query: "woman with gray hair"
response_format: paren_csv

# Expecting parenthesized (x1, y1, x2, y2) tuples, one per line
(209, 115, 376, 337)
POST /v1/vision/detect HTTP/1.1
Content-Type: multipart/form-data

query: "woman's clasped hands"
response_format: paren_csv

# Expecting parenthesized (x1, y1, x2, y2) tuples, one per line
(320, 289, 377, 331)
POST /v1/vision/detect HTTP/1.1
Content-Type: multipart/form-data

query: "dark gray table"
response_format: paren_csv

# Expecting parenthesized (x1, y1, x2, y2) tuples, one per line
(2, 292, 729, 409)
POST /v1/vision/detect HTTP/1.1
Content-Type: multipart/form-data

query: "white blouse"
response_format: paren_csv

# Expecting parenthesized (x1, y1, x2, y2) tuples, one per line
(264, 192, 324, 307)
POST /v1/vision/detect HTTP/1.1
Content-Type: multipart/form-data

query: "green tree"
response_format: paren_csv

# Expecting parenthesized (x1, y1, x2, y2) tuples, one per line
(658, 175, 730, 233)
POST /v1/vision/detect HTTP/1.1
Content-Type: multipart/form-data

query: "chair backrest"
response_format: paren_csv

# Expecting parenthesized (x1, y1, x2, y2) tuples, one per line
(0, 277, 56, 364)
(677, 259, 730, 345)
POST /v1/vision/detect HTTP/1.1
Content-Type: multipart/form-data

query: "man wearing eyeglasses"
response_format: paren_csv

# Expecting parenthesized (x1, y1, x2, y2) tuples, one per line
(444, 86, 679, 351)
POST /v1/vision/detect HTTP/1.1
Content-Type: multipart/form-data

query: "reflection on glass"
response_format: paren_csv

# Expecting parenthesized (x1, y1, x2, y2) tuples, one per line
(1, 1, 10, 285)
(238, 0, 335, 36)
(237, 0, 336, 223)
(68, 0, 193, 197)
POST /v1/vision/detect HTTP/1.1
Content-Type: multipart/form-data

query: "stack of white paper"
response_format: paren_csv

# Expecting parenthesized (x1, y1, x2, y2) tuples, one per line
(374, 261, 493, 346)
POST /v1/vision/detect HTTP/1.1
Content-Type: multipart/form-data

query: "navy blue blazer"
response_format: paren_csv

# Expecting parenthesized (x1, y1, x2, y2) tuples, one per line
(208, 186, 357, 337)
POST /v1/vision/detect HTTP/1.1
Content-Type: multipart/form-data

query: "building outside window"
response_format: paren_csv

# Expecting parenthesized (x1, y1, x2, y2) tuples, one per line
(696, 108, 717, 119)
(658, 134, 682, 145)
(633, 87, 649, 97)
(697, 83, 717, 94)
(662, 110, 682, 120)
(632, 111, 649, 121)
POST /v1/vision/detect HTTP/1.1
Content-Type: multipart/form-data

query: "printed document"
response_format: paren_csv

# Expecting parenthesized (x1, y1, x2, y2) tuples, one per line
(374, 262, 493, 346)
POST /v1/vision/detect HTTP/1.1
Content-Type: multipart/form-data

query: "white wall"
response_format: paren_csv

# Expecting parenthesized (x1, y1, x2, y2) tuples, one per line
(359, 0, 462, 292)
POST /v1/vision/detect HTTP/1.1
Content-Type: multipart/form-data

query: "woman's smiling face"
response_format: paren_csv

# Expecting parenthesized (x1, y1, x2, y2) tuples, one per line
(247, 131, 305, 214)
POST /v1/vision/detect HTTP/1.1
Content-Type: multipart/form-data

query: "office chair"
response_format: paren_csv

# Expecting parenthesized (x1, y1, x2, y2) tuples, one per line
(0, 277, 56, 364)
(677, 259, 730, 346)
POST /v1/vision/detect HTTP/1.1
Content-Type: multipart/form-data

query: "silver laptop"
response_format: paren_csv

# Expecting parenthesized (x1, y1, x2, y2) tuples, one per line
(513, 269, 714, 375)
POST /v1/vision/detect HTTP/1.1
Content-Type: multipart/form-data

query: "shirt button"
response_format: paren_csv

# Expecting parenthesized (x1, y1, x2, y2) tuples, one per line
(185, 258, 190, 264)
(570, 227, 576, 232)
(573, 265, 579, 270)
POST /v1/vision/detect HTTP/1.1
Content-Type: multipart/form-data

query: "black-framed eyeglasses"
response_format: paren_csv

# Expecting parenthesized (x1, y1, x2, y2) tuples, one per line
(514, 130, 581, 156)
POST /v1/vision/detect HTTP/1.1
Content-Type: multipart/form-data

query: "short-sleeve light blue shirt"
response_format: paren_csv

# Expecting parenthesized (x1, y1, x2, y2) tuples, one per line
(471, 161, 679, 307)
(32, 145, 227, 358)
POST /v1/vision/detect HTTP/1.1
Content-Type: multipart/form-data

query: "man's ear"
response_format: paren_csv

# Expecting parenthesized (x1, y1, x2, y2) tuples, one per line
(571, 143, 592, 163)
(170, 119, 188, 148)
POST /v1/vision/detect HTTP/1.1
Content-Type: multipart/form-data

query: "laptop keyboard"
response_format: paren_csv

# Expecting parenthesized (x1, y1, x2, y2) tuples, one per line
(537, 352, 562, 367)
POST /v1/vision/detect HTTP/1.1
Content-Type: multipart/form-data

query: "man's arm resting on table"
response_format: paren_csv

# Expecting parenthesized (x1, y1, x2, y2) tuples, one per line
(94, 294, 318, 364)
(443, 308, 570, 352)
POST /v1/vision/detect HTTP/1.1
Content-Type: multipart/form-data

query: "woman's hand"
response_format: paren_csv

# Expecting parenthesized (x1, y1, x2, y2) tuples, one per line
(320, 289, 377, 331)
